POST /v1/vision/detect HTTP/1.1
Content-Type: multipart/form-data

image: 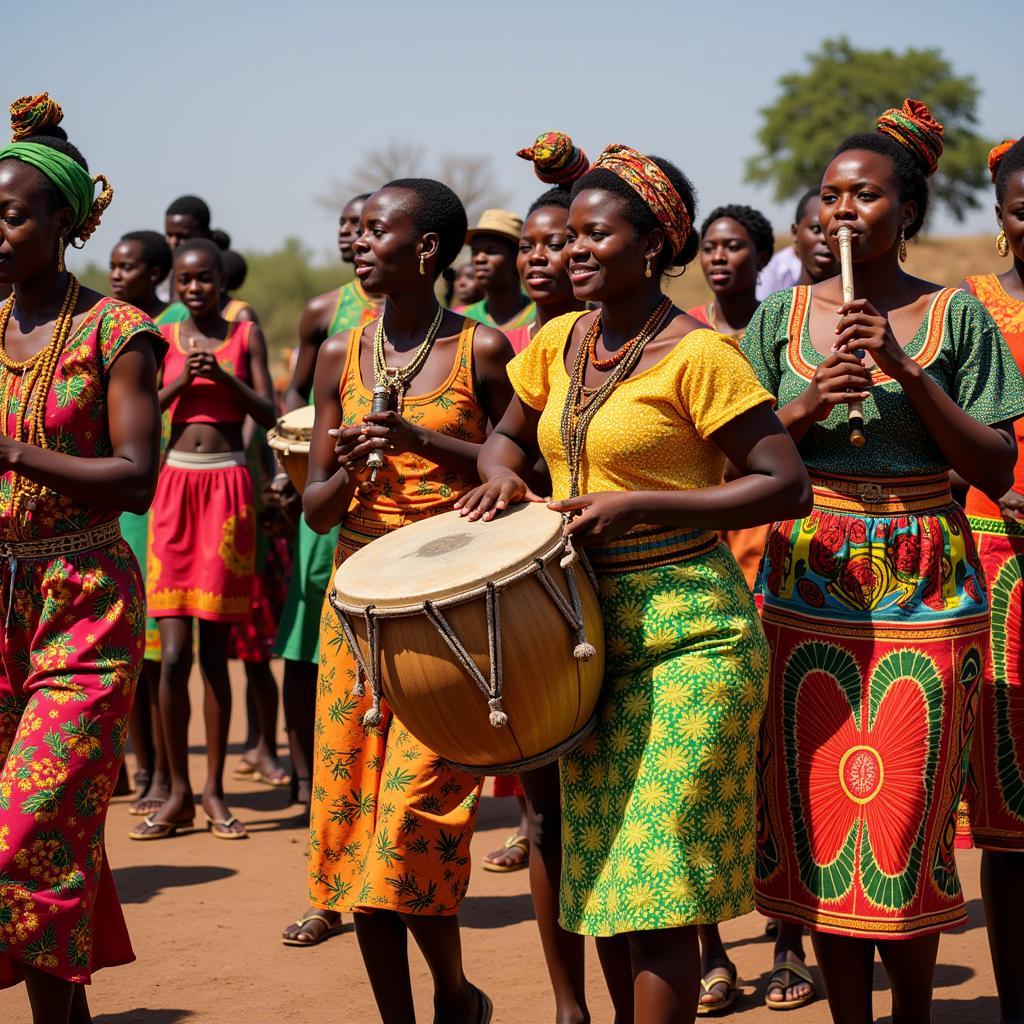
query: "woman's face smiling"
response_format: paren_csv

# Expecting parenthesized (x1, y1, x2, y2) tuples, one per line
(565, 188, 655, 303)
(517, 205, 573, 307)
(174, 249, 222, 316)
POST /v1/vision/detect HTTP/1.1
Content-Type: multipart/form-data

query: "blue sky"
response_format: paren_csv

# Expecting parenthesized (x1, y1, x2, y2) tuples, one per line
(12, 0, 1021, 273)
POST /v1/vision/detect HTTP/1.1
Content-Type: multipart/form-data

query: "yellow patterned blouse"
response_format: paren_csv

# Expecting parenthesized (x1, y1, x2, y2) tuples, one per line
(507, 310, 774, 499)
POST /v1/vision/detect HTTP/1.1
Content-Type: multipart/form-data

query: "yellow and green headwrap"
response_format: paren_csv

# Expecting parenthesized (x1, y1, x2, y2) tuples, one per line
(0, 93, 112, 241)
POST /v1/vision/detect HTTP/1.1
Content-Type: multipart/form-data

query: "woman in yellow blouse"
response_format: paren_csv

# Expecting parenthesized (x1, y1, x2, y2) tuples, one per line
(457, 145, 811, 1024)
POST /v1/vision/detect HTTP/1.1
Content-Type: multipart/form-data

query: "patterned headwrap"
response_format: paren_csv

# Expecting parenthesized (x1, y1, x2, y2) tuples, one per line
(0, 93, 112, 241)
(516, 131, 589, 186)
(591, 143, 690, 257)
(875, 99, 944, 177)
(989, 139, 1018, 183)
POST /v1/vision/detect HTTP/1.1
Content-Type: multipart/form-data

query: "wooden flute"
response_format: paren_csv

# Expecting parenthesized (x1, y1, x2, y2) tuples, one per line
(837, 226, 867, 447)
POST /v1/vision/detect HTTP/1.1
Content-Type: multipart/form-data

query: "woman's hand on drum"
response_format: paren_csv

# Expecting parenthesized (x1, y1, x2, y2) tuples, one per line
(548, 492, 639, 545)
(454, 474, 544, 521)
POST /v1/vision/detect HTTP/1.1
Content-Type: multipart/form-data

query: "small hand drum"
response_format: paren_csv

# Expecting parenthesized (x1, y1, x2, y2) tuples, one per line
(267, 405, 316, 494)
(329, 502, 605, 774)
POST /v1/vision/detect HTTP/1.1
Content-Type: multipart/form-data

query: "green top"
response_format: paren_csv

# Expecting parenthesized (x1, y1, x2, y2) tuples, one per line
(740, 285, 1024, 477)
(328, 279, 379, 336)
(156, 302, 188, 325)
(463, 296, 536, 332)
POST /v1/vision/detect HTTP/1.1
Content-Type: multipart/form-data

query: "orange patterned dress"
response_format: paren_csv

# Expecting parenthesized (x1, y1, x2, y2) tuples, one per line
(959, 274, 1024, 850)
(308, 319, 487, 915)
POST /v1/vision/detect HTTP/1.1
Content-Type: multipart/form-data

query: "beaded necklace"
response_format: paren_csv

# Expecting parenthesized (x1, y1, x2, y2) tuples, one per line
(372, 303, 445, 414)
(559, 297, 674, 499)
(0, 275, 81, 527)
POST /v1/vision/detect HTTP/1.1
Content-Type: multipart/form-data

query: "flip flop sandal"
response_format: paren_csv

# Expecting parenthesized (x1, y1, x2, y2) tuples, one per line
(252, 767, 293, 788)
(482, 834, 530, 873)
(281, 910, 346, 947)
(205, 814, 249, 840)
(128, 797, 167, 817)
(128, 814, 194, 841)
(697, 967, 740, 1016)
(764, 960, 817, 1011)
(232, 761, 258, 780)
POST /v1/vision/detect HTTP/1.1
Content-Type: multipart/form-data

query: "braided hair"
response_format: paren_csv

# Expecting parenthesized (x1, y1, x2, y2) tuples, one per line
(570, 157, 699, 273)
(700, 204, 775, 257)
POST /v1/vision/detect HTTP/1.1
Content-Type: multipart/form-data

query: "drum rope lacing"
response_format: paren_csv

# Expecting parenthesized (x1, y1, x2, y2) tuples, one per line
(329, 533, 598, 730)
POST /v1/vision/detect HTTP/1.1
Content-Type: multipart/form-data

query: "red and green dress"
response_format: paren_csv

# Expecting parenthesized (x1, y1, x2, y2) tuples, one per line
(958, 274, 1024, 851)
(0, 299, 165, 986)
(741, 285, 1024, 939)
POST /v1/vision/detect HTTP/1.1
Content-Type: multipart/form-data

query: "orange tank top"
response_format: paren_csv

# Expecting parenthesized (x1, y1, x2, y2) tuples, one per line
(160, 319, 253, 424)
(964, 275, 1024, 518)
(339, 318, 488, 530)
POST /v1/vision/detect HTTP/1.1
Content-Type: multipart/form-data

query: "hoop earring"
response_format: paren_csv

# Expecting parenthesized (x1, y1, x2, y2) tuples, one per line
(898, 226, 907, 264)
(418, 254, 426, 276)
(57, 236, 65, 273)
(997, 229, 1010, 258)
(644, 258, 652, 279)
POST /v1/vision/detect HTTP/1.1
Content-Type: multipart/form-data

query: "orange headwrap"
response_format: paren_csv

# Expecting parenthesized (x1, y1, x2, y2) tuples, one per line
(989, 139, 1018, 183)
(875, 99, 944, 177)
(591, 144, 690, 257)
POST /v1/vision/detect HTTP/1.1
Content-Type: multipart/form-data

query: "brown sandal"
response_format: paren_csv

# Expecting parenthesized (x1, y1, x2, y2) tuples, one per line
(281, 910, 345, 947)
(482, 834, 529, 873)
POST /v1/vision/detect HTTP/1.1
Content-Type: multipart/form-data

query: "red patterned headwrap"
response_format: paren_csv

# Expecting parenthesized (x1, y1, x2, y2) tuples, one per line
(516, 131, 589, 186)
(989, 139, 1018, 183)
(9, 93, 63, 142)
(875, 99, 944, 177)
(591, 143, 691, 257)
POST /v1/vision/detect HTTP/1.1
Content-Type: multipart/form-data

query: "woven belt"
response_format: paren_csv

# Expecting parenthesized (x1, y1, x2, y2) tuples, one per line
(0, 519, 123, 560)
(811, 472, 953, 515)
(587, 525, 720, 574)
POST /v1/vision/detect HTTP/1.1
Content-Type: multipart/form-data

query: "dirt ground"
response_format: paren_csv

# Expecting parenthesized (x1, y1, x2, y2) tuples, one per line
(4, 662, 1001, 1024)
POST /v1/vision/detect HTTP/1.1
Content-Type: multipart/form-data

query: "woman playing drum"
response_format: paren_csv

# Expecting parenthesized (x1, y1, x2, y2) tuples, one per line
(301, 178, 514, 1022)
(456, 145, 811, 1024)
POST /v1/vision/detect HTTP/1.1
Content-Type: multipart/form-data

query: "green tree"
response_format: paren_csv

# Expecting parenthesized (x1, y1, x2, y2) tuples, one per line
(745, 37, 991, 222)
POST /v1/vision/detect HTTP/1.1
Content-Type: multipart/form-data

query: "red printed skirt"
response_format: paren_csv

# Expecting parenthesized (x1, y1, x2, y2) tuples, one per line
(956, 516, 1024, 850)
(755, 474, 987, 939)
(147, 451, 256, 623)
(0, 537, 143, 986)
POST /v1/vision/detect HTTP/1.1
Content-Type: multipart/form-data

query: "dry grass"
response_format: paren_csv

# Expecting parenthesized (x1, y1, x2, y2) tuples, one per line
(662, 234, 1006, 311)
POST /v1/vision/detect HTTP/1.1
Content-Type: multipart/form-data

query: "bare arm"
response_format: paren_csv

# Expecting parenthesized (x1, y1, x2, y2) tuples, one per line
(283, 290, 337, 413)
(0, 335, 162, 515)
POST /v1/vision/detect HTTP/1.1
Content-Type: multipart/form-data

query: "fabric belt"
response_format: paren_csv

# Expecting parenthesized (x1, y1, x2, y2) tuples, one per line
(165, 449, 247, 470)
(0, 519, 123, 626)
(586, 525, 720, 574)
(810, 471, 953, 515)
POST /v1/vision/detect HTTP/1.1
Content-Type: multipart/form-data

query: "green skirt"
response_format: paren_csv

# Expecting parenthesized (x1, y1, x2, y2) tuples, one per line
(559, 536, 768, 936)
(120, 510, 160, 662)
(274, 515, 339, 663)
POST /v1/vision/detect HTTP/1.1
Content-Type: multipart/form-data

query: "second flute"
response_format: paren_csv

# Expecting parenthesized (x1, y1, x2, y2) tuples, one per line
(837, 225, 867, 448)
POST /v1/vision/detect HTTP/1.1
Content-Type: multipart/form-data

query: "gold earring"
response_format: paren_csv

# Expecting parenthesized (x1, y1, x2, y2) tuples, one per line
(898, 226, 907, 264)
(57, 236, 65, 273)
(644, 258, 652, 279)
(419, 254, 426, 276)
(997, 229, 1010, 258)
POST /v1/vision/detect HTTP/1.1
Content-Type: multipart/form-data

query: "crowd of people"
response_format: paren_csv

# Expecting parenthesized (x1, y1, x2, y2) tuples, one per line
(1, 89, 1023, 1024)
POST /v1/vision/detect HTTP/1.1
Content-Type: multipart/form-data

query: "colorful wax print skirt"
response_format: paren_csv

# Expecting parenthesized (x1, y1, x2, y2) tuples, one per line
(119, 511, 161, 661)
(754, 472, 988, 939)
(0, 534, 143, 986)
(147, 451, 256, 623)
(274, 516, 339, 664)
(226, 534, 291, 663)
(956, 515, 1024, 851)
(308, 514, 482, 916)
(559, 528, 768, 937)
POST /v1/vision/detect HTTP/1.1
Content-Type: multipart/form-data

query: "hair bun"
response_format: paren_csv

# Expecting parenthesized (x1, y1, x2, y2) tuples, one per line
(875, 98, 944, 176)
(10, 92, 65, 142)
(516, 131, 589, 186)
(988, 139, 1018, 183)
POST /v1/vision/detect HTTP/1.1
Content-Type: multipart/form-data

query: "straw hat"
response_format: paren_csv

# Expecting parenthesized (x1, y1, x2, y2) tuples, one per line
(466, 209, 523, 245)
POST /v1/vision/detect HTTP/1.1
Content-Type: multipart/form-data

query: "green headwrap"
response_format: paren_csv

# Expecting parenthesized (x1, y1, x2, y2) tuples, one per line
(0, 140, 94, 227)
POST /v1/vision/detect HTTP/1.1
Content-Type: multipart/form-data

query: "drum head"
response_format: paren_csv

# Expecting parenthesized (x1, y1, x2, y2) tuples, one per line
(333, 502, 565, 609)
(270, 405, 316, 446)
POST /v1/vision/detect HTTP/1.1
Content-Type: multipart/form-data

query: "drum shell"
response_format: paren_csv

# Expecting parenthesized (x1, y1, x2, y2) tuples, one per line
(267, 429, 310, 494)
(341, 561, 604, 773)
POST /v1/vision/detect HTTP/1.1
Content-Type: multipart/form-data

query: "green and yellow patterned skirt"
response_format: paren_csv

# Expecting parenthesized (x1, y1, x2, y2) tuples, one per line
(559, 528, 769, 936)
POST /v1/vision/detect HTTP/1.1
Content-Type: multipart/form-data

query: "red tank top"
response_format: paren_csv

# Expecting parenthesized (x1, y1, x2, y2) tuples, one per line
(160, 319, 253, 423)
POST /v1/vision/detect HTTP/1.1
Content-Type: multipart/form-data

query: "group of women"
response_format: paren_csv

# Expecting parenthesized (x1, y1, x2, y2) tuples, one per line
(1, 87, 1023, 1024)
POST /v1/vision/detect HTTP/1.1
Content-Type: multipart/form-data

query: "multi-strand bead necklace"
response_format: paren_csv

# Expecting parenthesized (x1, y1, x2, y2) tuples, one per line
(559, 296, 673, 499)
(0, 274, 80, 527)
(372, 303, 445, 414)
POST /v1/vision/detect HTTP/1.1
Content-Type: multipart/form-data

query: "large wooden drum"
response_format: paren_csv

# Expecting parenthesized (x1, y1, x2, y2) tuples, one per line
(267, 405, 315, 494)
(329, 503, 605, 774)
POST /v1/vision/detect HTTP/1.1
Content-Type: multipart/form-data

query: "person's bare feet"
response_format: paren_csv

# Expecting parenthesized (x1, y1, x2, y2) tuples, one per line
(765, 949, 815, 1007)
(202, 790, 247, 837)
